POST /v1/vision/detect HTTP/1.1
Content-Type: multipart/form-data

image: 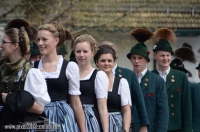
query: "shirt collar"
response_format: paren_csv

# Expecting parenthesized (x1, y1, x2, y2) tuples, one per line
(112, 63, 117, 75)
(134, 68, 147, 78)
(157, 67, 170, 75)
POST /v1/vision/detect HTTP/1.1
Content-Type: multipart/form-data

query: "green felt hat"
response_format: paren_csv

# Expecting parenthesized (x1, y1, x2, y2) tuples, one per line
(128, 28, 153, 63)
(153, 39, 173, 55)
(127, 42, 150, 62)
(69, 50, 77, 63)
(57, 44, 68, 55)
(152, 28, 177, 55)
(30, 42, 41, 57)
(196, 63, 200, 70)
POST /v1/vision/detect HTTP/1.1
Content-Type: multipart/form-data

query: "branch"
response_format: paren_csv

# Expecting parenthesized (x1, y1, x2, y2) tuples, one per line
(49, 4, 72, 22)
(0, 1, 22, 19)
(70, 13, 127, 34)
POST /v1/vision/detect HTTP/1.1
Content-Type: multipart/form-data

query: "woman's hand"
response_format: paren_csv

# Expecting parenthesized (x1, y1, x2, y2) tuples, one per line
(1, 92, 8, 103)
(122, 105, 131, 132)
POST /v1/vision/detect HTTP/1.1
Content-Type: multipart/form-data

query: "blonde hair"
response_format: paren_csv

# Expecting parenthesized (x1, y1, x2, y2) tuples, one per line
(39, 21, 68, 48)
(73, 34, 97, 55)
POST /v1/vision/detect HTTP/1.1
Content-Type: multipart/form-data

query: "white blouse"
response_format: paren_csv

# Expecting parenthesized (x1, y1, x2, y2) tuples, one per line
(109, 77, 132, 106)
(80, 68, 108, 99)
(36, 56, 81, 95)
(24, 68, 51, 107)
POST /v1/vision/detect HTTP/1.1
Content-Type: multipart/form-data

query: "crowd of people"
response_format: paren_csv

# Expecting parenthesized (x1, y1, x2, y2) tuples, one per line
(0, 18, 199, 132)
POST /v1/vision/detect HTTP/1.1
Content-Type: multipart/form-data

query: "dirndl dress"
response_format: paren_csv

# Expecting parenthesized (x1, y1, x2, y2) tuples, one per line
(80, 69, 108, 132)
(33, 57, 80, 132)
(108, 77, 132, 132)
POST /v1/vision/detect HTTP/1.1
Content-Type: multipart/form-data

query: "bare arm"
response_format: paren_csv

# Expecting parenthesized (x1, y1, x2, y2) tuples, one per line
(122, 105, 131, 132)
(97, 98, 108, 132)
(70, 95, 86, 132)
(139, 126, 148, 132)
(28, 102, 44, 114)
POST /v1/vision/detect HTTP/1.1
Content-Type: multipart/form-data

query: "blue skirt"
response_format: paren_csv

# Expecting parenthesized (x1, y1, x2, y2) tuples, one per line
(44, 101, 79, 132)
(108, 112, 123, 132)
(83, 104, 101, 132)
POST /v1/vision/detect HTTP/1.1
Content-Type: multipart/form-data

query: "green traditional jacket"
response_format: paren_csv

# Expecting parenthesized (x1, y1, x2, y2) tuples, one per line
(152, 68, 192, 132)
(115, 66, 149, 126)
(134, 70, 168, 132)
(190, 82, 200, 132)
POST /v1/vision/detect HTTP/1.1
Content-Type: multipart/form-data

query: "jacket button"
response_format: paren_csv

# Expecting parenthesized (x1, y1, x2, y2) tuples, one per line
(171, 113, 175, 116)
(171, 104, 174, 108)
(170, 95, 173, 98)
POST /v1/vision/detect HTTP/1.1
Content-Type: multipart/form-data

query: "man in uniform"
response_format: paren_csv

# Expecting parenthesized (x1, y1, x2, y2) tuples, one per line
(170, 47, 199, 132)
(196, 63, 200, 80)
(127, 28, 168, 132)
(152, 28, 192, 132)
(100, 41, 149, 132)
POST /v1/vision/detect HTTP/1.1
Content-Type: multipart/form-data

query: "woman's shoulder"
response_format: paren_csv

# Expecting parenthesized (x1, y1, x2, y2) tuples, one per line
(27, 68, 43, 78)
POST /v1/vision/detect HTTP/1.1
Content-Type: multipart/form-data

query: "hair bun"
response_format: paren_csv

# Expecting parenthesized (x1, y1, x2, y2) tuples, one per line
(71, 34, 82, 49)
(65, 30, 73, 41)
(30, 26, 38, 41)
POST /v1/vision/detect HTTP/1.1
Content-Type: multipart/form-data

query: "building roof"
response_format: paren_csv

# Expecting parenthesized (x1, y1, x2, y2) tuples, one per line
(70, 0, 200, 30)
(0, 0, 200, 31)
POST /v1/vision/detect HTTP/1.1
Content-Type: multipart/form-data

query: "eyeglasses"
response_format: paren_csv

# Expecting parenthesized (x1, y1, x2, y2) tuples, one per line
(1, 41, 17, 45)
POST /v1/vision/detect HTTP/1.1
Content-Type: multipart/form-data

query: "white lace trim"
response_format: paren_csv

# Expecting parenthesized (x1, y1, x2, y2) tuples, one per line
(39, 55, 63, 78)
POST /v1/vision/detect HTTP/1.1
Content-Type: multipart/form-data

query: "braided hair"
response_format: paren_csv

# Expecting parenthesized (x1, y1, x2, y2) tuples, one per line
(5, 27, 30, 56)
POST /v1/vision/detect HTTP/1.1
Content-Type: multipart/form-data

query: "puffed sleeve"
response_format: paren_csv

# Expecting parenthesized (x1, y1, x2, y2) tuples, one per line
(66, 62, 81, 95)
(118, 78, 132, 106)
(24, 68, 51, 107)
(94, 71, 109, 99)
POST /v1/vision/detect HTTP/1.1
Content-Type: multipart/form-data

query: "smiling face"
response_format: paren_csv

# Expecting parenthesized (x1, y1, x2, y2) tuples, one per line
(0, 34, 17, 59)
(96, 53, 115, 74)
(153, 50, 172, 70)
(74, 41, 94, 66)
(37, 30, 59, 56)
(130, 54, 148, 74)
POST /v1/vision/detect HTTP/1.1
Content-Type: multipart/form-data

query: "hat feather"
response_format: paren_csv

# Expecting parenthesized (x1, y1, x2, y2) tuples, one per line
(152, 28, 176, 44)
(4, 19, 30, 31)
(4, 19, 35, 41)
(130, 28, 153, 43)
(174, 47, 196, 63)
